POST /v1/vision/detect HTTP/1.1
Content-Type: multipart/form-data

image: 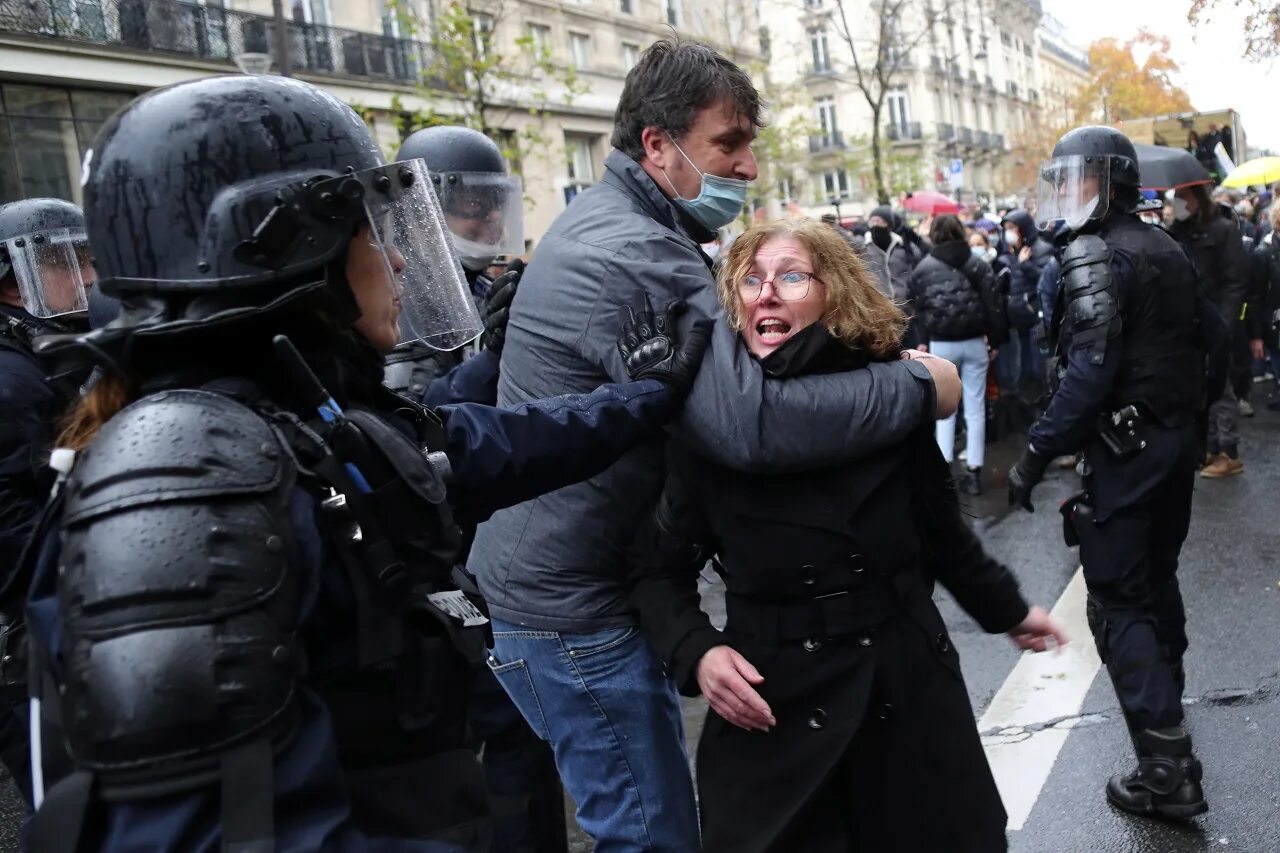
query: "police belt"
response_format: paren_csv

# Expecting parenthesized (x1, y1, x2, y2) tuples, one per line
(725, 572, 926, 644)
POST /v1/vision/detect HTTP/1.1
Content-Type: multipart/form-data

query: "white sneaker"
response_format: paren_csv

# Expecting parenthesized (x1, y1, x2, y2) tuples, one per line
(1239, 399, 1255, 418)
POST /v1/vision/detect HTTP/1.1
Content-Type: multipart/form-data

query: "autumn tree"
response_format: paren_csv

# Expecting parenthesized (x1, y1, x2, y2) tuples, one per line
(1076, 30, 1194, 123)
(1189, 0, 1280, 60)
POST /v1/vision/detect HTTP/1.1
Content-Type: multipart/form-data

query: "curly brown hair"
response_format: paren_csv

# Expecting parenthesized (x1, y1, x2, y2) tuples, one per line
(717, 219, 906, 358)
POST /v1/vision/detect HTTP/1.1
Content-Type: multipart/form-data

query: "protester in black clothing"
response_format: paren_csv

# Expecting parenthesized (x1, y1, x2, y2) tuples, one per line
(1168, 182, 1251, 477)
(909, 215, 1007, 495)
(631, 218, 1063, 853)
(1249, 204, 1280, 410)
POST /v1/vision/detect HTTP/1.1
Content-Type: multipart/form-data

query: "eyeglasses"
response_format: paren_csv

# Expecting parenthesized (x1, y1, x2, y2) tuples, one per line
(738, 270, 819, 302)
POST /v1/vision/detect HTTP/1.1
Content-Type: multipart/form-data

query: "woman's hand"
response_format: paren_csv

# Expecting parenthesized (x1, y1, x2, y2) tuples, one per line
(1253, 338, 1265, 361)
(696, 645, 775, 732)
(1007, 605, 1069, 653)
(902, 349, 960, 419)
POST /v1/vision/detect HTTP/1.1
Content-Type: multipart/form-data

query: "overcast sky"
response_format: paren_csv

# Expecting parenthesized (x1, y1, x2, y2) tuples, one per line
(1043, 0, 1278, 156)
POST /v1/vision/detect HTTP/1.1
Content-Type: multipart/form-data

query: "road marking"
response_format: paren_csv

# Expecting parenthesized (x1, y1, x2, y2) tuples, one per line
(977, 567, 1102, 831)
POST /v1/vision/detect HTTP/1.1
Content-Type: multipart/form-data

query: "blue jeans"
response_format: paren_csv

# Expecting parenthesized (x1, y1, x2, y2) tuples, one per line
(931, 337, 989, 468)
(486, 619, 700, 853)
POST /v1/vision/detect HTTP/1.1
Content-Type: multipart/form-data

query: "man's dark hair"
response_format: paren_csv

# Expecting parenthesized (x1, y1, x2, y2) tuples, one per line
(1187, 183, 1217, 227)
(611, 38, 763, 161)
(930, 214, 967, 245)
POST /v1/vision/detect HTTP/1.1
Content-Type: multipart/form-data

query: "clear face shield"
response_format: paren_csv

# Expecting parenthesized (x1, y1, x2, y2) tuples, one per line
(3, 228, 94, 318)
(1035, 155, 1110, 231)
(433, 172, 524, 271)
(353, 159, 482, 352)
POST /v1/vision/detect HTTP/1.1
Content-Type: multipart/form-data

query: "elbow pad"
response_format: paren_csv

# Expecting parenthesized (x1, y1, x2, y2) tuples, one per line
(1061, 235, 1121, 365)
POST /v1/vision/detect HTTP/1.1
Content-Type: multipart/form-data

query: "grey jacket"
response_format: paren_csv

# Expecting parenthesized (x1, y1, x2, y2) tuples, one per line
(467, 150, 936, 632)
(861, 231, 917, 308)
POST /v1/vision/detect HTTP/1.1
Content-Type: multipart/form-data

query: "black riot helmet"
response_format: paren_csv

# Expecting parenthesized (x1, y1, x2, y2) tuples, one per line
(0, 198, 93, 319)
(76, 75, 479, 352)
(396, 126, 524, 272)
(1036, 125, 1141, 231)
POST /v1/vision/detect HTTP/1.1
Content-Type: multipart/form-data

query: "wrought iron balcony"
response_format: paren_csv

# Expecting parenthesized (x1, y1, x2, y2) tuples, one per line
(0, 0, 429, 84)
(886, 122, 922, 143)
(808, 131, 845, 153)
(977, 130, 991, 148)
(993, 133, 1006, 150)
(959, 126, 974, 145)
(937, 122, 954, 142)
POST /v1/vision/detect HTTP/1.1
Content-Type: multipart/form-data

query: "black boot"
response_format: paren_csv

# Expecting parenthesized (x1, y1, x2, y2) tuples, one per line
(958, 466, 983, 496)
(1106, 727, 1207, 820)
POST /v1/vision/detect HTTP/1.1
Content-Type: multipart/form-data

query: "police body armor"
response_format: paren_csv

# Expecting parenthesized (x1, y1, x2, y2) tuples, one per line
(27, 381, 485, 850)
(1051, 215, 1202, 429)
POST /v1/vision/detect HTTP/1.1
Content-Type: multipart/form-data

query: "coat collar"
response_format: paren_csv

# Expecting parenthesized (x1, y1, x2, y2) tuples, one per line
(600, 149, 718, 245)
(863, 229, 904, 253)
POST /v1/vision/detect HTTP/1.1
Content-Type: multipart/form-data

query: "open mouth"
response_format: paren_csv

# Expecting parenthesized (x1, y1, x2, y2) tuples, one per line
(755, 319, 792, 344)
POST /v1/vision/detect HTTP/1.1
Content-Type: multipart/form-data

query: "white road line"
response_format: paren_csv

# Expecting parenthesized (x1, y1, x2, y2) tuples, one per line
(978, 567, 1102, 832)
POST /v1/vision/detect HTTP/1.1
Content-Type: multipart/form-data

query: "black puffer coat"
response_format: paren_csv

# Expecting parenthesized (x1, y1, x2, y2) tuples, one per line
(909, 241, 1007, 345)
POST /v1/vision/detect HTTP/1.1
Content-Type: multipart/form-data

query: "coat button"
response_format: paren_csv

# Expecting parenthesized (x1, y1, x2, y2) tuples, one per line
(877, 703, 895, 721)
(936, 633, 951, 654)
(802, 637, 822, 652)
(801, 564, 816, 586)
(808, 709, 827, 730)
(856, 633, 874, 647)
(848, 553, 865, 573)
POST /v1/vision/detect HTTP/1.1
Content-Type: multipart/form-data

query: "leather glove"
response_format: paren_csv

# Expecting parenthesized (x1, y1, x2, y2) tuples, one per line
(480, 258, 523, 356)
(617, 292, 711, 398)
(1008, 447, 1050, 512)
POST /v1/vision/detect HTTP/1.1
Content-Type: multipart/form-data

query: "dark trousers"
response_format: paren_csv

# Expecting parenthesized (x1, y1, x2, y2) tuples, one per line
(1078, 435, 1196, 731)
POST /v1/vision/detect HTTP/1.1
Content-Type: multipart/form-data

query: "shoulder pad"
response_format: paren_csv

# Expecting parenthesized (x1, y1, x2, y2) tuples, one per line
(1061, 236, 1120, 365)
(1061, 234, 1110, 269)
(64, 389, 287, 524)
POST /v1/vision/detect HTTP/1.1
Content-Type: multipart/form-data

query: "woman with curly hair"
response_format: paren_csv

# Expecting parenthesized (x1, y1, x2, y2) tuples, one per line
(629, 219, 1064, 853)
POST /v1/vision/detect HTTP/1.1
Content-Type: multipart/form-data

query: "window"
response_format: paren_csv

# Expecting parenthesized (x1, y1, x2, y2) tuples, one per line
(564, 133, 597, 204)
(665, 0, 681, 27)
(472, 12, 493, 58)
(778, 176, 794, 202)
(887, 90, 910, 132)
(291, 0, 332, 25)
(805, 0, 822, 7)
(622, 42, 640, 71)
(815, 96, 838, 138)
(971, 97, 981, 129)
(569, 32, 590, 69)
(999, 31, 1011, 47)
(0, 84, 135, 205)
(821, 169, 850, 199)
(809, 27, 830, 72)
(528, 23, 550, 57)
(620, 0, 634, 12)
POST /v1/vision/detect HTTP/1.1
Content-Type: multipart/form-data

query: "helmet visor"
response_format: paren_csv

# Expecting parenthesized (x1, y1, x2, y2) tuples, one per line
(4, 228, 93, 318)
(434, 172, 524, 264)
(1035, 155, 1110, 230)
(360, 159, 482, 352)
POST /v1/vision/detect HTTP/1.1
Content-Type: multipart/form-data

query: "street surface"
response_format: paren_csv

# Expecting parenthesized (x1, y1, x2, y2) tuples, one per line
(0, 406, 1273, 852)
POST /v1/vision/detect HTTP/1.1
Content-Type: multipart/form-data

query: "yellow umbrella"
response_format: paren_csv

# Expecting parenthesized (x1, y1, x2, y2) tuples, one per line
(1221, 156, 1280, 188)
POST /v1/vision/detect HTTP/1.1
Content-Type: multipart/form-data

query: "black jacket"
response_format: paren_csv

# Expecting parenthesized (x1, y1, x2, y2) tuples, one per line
(1249, 231, 1280, 344)
(629, 326, 1024, 853)
(909, 241, 1007, 344)
(1170, 204, 1250, 327)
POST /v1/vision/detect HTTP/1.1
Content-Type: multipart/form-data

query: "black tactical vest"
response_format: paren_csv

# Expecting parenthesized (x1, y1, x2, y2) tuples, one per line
(1098, 215, 1203, 426)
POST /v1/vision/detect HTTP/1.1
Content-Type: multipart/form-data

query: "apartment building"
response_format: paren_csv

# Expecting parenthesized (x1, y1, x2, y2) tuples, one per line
(759, 0, 1089, 216)
(0, 0, 759, 247)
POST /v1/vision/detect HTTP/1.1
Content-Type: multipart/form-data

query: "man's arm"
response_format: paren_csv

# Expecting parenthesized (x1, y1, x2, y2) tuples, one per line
(583, 247, 950, 476)
(421, 351, 499, 408)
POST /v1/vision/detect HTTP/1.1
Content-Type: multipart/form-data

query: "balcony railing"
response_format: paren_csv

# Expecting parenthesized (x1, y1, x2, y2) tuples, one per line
(0, 0, 430, 84)
(886, 121, 922, 142)
(993, 133, 1006, 150)
(808, 131, 845, 153)
(977, 130, 991, 148)
(937, 122, 954, 141)
(958, 126, 974, 145)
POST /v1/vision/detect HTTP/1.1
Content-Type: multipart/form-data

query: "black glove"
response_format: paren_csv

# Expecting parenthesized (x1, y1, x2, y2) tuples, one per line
(480, 258, 523, 356)
(617, 292, 711, 398)
(1007, 447, 1050, 512)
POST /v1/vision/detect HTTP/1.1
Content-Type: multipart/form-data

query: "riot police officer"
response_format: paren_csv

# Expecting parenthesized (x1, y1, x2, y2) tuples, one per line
(1008, 126, 1207, 819)
(0, 197, 95, 804)
(385, 126, 524, 402)
(19, 74, 707, 851)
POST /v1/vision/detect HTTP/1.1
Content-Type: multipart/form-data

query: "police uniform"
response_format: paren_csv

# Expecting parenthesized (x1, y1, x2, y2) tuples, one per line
(1009, 125, 1208, 819)
(19, 75, 708, 852)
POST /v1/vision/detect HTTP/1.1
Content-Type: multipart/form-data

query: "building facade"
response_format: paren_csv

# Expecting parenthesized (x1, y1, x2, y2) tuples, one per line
(758, 0, 1089, 218)
(0, 0, 759, 248)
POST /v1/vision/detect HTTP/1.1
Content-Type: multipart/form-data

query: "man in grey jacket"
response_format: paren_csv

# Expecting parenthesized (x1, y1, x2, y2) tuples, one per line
(470, 40, 960, 851)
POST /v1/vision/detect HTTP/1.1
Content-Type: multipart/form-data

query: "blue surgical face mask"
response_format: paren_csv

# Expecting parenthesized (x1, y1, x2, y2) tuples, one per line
(661, 136, 751, 231)
(971, 246, 988, 260)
